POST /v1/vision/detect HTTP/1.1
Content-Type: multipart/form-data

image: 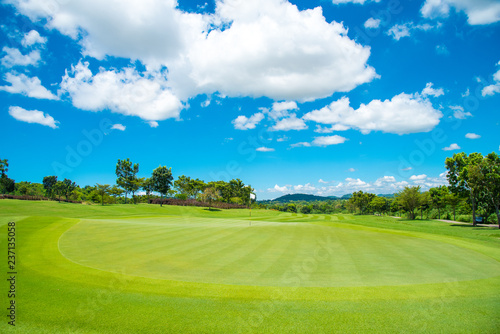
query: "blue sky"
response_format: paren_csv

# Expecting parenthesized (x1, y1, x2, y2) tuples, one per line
(0, 0, 499, 200)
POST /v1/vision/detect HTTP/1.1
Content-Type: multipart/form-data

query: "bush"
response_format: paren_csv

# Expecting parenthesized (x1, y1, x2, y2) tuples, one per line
(149, 198, 246, 209)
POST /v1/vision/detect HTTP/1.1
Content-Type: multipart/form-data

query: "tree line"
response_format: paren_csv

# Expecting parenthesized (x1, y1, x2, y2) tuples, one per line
(0, 157, 254, 208)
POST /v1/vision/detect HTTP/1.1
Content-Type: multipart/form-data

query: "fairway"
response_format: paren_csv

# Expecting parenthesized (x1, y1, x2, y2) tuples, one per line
(1, 201, 500, 333)
(59, 217, 500, 287)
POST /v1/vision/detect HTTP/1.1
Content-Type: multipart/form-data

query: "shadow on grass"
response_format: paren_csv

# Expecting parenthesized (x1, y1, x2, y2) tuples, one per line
(203, 208, 222, 212)
(450, 224, 498, 229)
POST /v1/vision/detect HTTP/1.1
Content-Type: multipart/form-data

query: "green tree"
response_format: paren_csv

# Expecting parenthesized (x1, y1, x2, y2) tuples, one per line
(0, 158, 8, 177)
(419, 192, 431, 219)
(446, 152, 484, 225)
(429, 186, 449, 220)
(479, 153, 500, 228)
(62, 178, 77, 200)
(96, 184, 110, 206)
(200, 187, 220, 210)
(109, 185, 125, 204)
(142, 178, 154, 203)
(53, 180, 66, 202)
(43, 176, 58, 198)
(369, 196, 388, 214)
(396, 186, 421, 220)
(130, 177, 145, 204)
(151, 165, 173, 207)
(446, 192, 461, 221)
(0, 176, 15, 194)
(116, 158, 139, 204)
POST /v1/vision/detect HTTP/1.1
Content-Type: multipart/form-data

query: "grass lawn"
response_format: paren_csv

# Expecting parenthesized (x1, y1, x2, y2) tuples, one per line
(1, 200, 499, 333)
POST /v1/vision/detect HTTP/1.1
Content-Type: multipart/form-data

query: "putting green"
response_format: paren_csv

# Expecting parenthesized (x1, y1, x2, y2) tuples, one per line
(59, 216, 500, 287)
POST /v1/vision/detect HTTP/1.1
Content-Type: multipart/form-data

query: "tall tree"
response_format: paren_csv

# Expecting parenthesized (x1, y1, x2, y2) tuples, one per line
(480, 153, 500, 228)
(446, 152, 484, 226)
(0, 158, 8, 177)
(200, 187, 221, 211)
(96, 184, 110, 206)
(43, 175, 58, 198)
(429, 186, 449, 220)
(109, 185, 125, 204)
(396, 186, 421, 220)
(53, 180, 66, 202)
(446, 192, 461, 221)
(130, 177, 145, 204)
(142, 178, 154, 203)
(151, 166, 173, 207)
(115, 158, 139, 204)
(62, 178, 77, 200)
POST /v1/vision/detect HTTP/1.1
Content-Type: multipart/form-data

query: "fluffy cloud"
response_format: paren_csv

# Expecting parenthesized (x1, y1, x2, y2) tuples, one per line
(421, 0, 500, 25)
(8, 106, 59, 128)
(268, 184, 290, 193)
(111, 124, 126, 131)
(332, 0, 381, 4)
(409, 174, 427, 181)
(256, 147, 275, 152)
(7, 0, 379, 116)
(449, 105, 472, 119)
(386, 22, 439, 40)
(1, 47, 41, 67)
(59, 61, 183, 121)
(21, 30, 47, 47)
(482, 61, 500, 96)
(364, 18, 381, 29)
(443, 143, 461, 151)
(421, 82, 444, 97)
(291, 135, 348, 148)
(183, 0, 378, 101)
(465, 133, 480, 139)
(303, 91, 442, 135)
(232, 112, 265, 130)
(272, 114, 307, 131)
(0, 72, 58, 100)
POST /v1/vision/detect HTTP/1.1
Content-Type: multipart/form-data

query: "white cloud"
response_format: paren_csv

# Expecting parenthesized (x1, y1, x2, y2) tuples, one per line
(303, 91, 442, 135)
(232, 112, 265, 130)
(401, 167, 413, 171)
(176, 0, 379, 101)
(148, 121, 159, 128)
(59, 61, 183, 121)
(386, 24, 411, 40)
(436, 44, 449, 55)
(332, 0, 381, 4)
(293, 183, 317, 192)
(482, 62, 500, 97)
(272, 101, 298, 113)
(348, 168, 356, 172)
(421, 0, 500, 25)
(421, 82, 444, 97)
(111, 124, 126, 131)
(1, 47, 41, 67)
(8, 106, 59, 129)
(449, 105, 472, 119)
(386, 22, 440, 40)
(312, 135, 348, 147)
(268, 184, 290, 193)
(410, 174, 427, 181)
(374, 176, 396, 185)
(272, 114, 307, 131)
(21, 30, 47, 47)
(0, 72, 58, 100)
(318, 179, 329, 184)
(256, 147, 275, 152)
(465, 133, 480, 139)
(291, 135, 348, 148)
(314, 124, 350, 133)
(443, 143, 461, 151)
(276, 136, 289, 142)
(364, 18, 381, 29)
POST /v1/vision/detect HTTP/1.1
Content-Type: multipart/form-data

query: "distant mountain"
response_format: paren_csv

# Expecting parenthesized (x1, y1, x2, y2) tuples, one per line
(267, 193, 338, 202)
(262, 192, 395, 203)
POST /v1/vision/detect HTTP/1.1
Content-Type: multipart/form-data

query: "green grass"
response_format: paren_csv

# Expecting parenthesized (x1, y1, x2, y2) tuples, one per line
(1, 200, 499, 333)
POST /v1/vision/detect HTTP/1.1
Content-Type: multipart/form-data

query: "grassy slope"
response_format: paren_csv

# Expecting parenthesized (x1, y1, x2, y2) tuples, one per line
(0, 200, 499, 333)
